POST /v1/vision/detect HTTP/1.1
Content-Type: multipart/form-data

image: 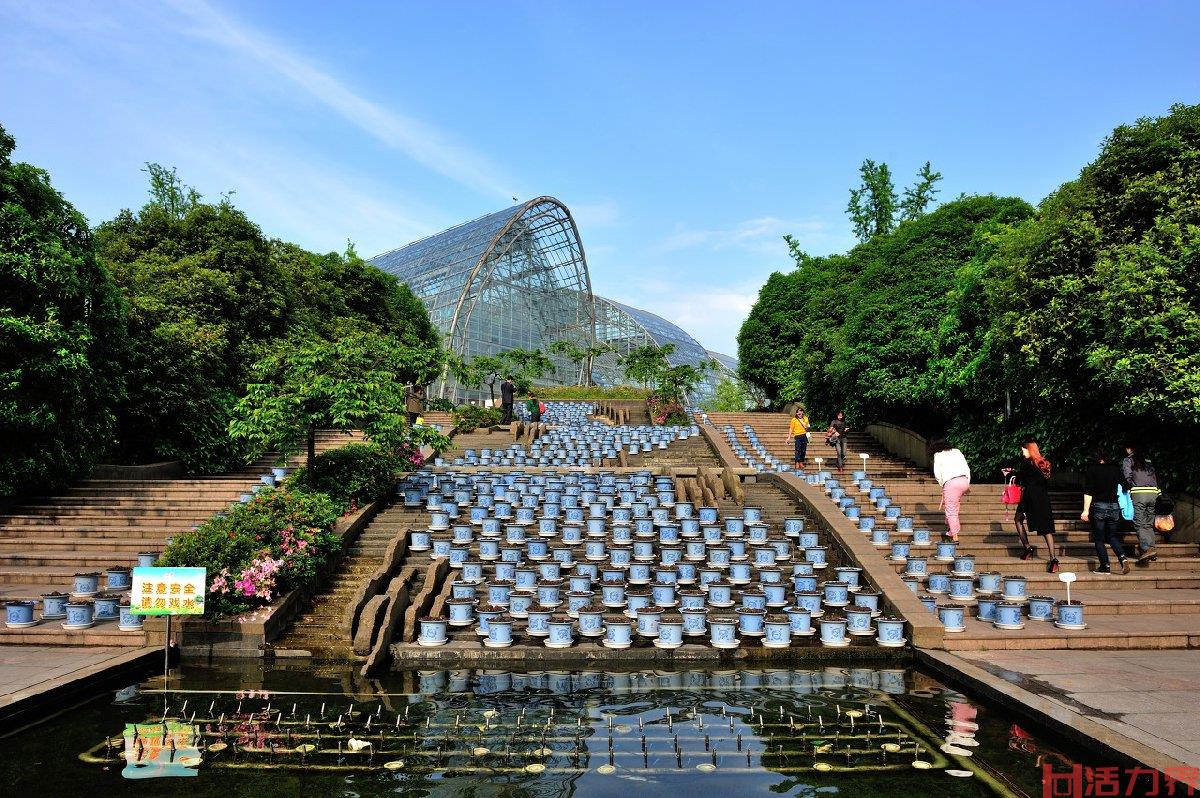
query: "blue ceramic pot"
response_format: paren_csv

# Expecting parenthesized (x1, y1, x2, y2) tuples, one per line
(536, 581, 563, 607)
(118, 602, 143, 631)
(949, 576, 976, 602)
(5, 601, 36, 627)
(658, 619, 684, 647)
(40, 592, 69, 620)
(601, 581, 627, 607)
(853, 590, 881, 615)
(64, 601, 94, 628)
(546, 617, 575, 647)
(793, 574, 818, 593)
(709, 616, 738, 647)
(845, 606, 874, 636)
(805, 546, 828, 568)
(508, 591, 534, 617)
(903, 577, 920, 594)
(419, 618, 448, 645)
(876, 616, 906, 645)
(762, 616, 792, 646)
(952, 554, 976, 576)
(448, 598, 476, 626)
(818, 617, 847, 646)
(1002, 576, 1028, 601)
(938, 603, 966, 631)
(890, 541, 911, 561)
(629, 562, 652, 584)
(137, 552, 159, 569)
(652, 582, 677, 607)
(823, 581, 850, 606)
(567, 591, 593, 616)
(606, 620, 633, 646)
(707, 581, 733, 607)
(577, 607, 605, 636)
(625, 590, 652, 616)
(895, 516, 913, 531)
(935, 540, 957, 562)
(93, 594, 120, 620)
(834, 567, 862, 590)
(976, 596, 999, 621)
(487, 619, 514, 646)
(994, 601, 1025, 629)
(526, 609, 552, 637)
(911, 528, 932, 546)
(105, 567, 132, 591)
(904, 557, 928, 577)
(1055, 601, 1086, 629)
(918, 594, 938, 613)
(72, 572, 100, 596)
(636, 607, 664, 637)
(977, 571, 1003, 595)
(858, 516, 876, 532)
(681, 608, 708, 636)
(871, 527, 890, 546)
(737, 607, 765, 635)
(1027, 595, 1055, 622)
(795, 591, 824, 617)
(927, 572, 950, 594)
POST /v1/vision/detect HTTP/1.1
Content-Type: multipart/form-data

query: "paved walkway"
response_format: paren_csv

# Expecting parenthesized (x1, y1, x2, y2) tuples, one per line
(0, 645, 158, 727)
(961, 649, 1200, 768)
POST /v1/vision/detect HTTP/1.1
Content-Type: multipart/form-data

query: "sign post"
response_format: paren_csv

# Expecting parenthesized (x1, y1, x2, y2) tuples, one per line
(130, 567, 207, 686)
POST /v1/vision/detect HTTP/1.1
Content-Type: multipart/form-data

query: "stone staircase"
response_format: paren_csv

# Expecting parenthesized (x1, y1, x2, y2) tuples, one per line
(713, 412, 1200, 650)
(277, 502, 426, 659)
(0, 429, 359, 647)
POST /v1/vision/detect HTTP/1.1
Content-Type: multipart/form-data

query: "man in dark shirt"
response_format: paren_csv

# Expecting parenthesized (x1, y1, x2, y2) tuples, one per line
(500, 376, 515, 424)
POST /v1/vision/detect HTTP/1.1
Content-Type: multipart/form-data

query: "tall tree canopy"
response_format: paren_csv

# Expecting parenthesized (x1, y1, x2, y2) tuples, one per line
(0, 124, 126, 495)
(741, 103, 1200, 491)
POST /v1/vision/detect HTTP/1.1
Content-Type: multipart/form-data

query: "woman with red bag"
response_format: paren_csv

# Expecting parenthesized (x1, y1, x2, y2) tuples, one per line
(1015, 439, 1059, 572)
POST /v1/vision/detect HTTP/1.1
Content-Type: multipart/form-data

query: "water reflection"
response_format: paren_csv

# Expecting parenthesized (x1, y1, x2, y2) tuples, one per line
(62, 666, 1069, 797)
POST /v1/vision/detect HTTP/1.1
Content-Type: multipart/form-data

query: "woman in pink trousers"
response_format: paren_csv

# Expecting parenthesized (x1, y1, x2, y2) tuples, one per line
(929, 438, 971, 542)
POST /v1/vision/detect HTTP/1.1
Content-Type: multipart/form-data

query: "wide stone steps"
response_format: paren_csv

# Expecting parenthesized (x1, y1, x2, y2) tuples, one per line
(0, 617, 147, 647)
(0, 537, 173, 553)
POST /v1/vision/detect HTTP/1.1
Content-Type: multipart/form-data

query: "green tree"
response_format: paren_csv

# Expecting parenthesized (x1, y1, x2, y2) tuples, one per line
(97, 169, 291, 471)
(549, 339, 615, 386)
(847, 159, 897, 241)
(454, 348, 555, 402)
(0, 124, 127, 496)
(847, 158, 944, 241)
(900, 162, 944, 222)
(700, 377, 753, 412)
(229, 330, 446, 482)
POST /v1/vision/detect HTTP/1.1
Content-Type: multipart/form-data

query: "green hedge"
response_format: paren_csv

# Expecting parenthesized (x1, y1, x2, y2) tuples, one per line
(287, 442, 400, 510)
(451, 404, 502, 433)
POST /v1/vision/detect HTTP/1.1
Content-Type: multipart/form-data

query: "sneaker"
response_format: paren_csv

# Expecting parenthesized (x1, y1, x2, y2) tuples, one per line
(1119, 561, 1130, 575)
(1094, 566, 1112, 575)
(1047, 558, 1060, 574)
(1136, 547, 1158, 563)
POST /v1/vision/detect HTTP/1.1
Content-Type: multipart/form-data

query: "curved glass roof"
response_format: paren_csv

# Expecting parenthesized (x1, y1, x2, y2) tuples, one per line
(707, 350, 739, 375)
(370, 197, 594, 398)
(591, 296, 723, 401)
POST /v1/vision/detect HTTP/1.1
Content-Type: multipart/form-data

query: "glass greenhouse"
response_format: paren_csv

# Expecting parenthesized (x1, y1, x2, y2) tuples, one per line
(370, 196, 737, 403)
(371, 197, 594, 400)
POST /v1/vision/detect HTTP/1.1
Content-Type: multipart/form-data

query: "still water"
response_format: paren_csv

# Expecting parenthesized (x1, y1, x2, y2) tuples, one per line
(0, 662, 1098, 797)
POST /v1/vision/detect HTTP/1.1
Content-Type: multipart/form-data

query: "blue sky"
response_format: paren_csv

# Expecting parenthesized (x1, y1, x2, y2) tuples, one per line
(2, 1, 1197, 355)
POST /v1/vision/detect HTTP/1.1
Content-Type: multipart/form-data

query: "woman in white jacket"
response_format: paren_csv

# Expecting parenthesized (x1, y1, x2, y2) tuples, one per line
(929, 438, 971, 541)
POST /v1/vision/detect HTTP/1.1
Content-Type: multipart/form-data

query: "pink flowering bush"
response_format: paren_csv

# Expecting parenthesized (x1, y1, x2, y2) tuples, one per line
(647, 396, 688, 426)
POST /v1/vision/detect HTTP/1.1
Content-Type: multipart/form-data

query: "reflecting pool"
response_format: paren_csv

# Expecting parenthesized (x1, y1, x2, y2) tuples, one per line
(0, 662, 1124, 797)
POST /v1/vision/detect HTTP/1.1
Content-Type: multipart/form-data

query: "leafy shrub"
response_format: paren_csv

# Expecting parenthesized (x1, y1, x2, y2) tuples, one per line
(451, 404, 502, 433)
(647, 396, 688, 426)
(287, 442, 400, 510)
(425, 397, 455, 412)
(158, 486, 341, 616)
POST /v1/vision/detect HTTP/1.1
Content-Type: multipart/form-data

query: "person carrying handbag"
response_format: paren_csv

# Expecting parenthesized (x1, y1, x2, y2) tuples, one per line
(1122, 443, 1160, 563)
(1081, 449, 1130, 574)
(790, 405, 811, 469)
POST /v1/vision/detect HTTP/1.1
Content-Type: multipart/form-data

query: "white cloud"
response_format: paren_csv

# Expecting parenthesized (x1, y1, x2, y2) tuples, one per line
(569, 199, 621, 230)
(655, 215, 851, 257)
(163, 0, 516, 200)
(607, 278, 766, 358)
